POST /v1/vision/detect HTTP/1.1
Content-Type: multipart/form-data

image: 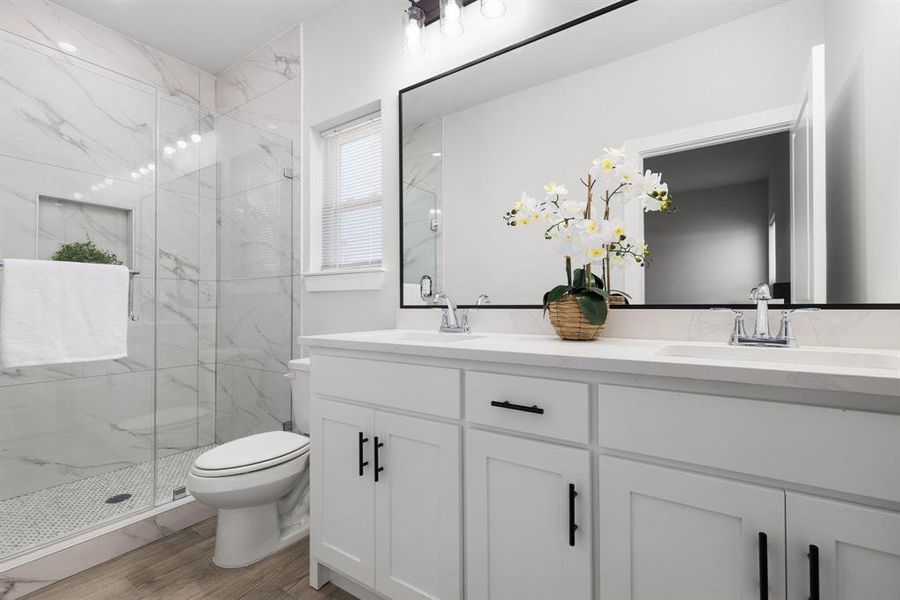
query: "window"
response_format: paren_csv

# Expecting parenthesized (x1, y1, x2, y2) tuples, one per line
(320, 113, 383, 271)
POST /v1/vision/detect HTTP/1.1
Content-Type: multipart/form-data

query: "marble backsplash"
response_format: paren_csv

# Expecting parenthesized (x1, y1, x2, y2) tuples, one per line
(398, 307, 900, 351)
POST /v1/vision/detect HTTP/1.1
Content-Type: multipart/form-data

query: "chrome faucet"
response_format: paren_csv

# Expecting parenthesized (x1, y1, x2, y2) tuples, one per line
(711, 284, 819, 347)
(432, 292, 491, 334)
(750, 283, 773, 338)
(433, 292, 468, 333)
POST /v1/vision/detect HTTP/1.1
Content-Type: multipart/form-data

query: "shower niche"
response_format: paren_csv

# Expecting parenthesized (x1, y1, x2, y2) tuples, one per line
(36, 194, 136, 267)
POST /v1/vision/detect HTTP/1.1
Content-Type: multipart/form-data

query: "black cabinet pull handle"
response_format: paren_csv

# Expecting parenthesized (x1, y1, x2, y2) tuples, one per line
(568, 483, 578, 547)
(490, 400, 544, 415)
(374, 436, 385, 482)
(758, 532, 768, 600)
(358, 432, 369, 476)
(808, 544, 820, 600)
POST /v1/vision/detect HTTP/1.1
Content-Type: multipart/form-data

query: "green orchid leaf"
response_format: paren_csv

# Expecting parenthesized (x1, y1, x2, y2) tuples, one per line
(574, 292, 609, 326)
(542, 285, 571, 307)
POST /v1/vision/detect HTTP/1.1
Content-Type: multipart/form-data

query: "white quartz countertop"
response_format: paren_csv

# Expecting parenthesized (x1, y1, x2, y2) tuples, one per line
(299, 330, 900, 397)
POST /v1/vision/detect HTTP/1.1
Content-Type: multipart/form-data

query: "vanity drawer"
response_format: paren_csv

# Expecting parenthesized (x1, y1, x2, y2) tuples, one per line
(597, 384, 900, 503)
(311, 355, 460, 418)
(466, 371, 589, 443)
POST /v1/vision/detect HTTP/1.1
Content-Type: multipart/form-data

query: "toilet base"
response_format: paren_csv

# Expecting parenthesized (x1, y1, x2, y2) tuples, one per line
(212, 503, 306, 568)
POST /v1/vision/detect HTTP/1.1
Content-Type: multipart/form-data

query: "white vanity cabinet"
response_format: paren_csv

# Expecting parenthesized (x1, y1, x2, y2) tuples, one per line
(466, 429, 592, 600)
(786, 493, 900, 600)
(310, 397, 461, 600)
(302, 337, 900, 600)
(598, 456, 786, 600)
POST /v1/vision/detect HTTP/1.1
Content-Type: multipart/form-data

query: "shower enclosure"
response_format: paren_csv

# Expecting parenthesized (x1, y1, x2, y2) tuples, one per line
(0, 27, 294, 562)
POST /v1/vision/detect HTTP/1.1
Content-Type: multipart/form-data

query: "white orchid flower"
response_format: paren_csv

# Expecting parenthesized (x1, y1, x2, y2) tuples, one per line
(543, 182, 568, 197)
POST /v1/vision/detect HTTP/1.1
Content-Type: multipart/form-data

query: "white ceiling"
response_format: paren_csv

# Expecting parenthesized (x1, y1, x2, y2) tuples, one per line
(52, 0, 338, 74)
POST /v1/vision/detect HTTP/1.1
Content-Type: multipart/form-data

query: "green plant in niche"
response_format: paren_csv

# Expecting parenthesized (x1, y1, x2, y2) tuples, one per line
(51, 236, 122, 265)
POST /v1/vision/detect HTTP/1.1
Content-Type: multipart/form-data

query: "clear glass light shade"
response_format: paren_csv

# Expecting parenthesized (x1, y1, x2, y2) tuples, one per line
(480, 0, 506, 19)
(403, 5, 426, 55)
(440, 0, 464, 37)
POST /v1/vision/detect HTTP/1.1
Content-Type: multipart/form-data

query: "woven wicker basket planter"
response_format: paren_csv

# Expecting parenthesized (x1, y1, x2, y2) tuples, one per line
(547, 294, 608, 341)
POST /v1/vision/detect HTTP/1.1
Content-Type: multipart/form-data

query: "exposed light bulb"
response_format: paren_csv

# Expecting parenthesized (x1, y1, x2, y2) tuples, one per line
(147, 163, 156, 171)
(176, 139, 188, 149)
(190, 132, 202, 143)
(57, 41, 78, 53)
(480, 0, 506, 19)
(403, 5, 426, 56)
(441, 0, 464, 37)
(163, 145, 175, 155)
(139, 167, 148, 175)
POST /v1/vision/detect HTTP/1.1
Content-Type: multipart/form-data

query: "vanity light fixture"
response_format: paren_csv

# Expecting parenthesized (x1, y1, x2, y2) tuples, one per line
(440, 0, 465, 37)
(176, 139, 188, 149)
(57, 41, 77, 53)
(190, 132, 202, 143)
(163, 145, 175, 155)
(480, 0, 506, 19)
(403, 3, 426, 55)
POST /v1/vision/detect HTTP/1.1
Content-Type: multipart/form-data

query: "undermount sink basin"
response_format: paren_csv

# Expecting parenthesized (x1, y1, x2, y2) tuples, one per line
(656, 344, 900, 371)
(382, 331, 485, 343)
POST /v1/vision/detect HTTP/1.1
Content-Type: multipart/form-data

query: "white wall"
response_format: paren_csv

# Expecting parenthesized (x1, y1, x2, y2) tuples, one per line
(824, 0, 900, 303)
(438, 0, 823, 304)
(300, 0, 618, 334)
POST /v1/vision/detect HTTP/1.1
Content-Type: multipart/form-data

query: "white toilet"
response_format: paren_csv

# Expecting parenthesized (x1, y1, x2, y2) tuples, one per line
(187, 359, 312, 568)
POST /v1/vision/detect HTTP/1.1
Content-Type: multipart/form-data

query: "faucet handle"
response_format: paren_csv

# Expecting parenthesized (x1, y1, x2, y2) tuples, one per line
(475, 294, 491, 307)
(710, 307, 747, 344)
(776, 307, 819, 345)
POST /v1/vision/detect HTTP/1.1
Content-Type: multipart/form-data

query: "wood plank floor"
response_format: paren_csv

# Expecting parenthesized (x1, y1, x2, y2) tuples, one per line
(24, 518, 356, 600)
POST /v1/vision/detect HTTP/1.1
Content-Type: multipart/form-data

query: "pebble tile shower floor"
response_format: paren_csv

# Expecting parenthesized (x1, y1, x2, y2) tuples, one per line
(0, 445, 214, 558)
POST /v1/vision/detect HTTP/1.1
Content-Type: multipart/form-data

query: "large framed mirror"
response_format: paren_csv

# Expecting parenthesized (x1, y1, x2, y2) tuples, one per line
(400, 0, 900, 309)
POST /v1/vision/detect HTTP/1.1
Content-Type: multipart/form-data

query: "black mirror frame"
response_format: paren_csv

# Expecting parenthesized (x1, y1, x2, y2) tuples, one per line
(398, 0, 900, 311)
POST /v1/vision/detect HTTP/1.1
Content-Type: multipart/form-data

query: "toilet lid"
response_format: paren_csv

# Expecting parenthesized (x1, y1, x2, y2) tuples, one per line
(193, 431, 309, 474)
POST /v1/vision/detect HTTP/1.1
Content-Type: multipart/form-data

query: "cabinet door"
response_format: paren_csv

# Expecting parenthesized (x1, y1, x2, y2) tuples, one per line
(310, 398, 375, 586)
(466, 429, 591, 600)
(786, 493, 900, 600)
(598, 456, 785, 600)
(374, 412, 461, 600)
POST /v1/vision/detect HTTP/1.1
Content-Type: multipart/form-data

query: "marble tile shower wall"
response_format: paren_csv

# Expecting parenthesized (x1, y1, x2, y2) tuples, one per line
(0, 0, 216, 503)
(214, 27, 302, 443)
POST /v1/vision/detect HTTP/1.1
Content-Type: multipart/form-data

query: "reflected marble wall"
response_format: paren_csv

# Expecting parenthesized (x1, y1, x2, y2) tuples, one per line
(402, 118, 443, 295)
(214, 27, 300, 442)
(0, 3, 216, 507)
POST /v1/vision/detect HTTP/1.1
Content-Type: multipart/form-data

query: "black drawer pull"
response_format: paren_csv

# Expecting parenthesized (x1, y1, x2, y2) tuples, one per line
(568, 483, 578, 547)
(358, 432, 369, 476)
(808, 544, 820, 600)
(490, 400, 544, 415)
(758, 532, 768, 600)
(374, 436, 385, 482)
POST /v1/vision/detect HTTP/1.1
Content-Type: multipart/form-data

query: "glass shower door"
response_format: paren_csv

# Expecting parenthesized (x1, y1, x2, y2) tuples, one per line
(0, 32, 158, 559)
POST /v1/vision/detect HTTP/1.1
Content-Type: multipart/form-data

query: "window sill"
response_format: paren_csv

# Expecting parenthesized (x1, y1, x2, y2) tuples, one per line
(302, 267, 386, 292)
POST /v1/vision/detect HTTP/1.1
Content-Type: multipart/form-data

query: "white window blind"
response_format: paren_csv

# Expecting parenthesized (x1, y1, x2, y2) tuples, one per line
(321, 113, 383, 271)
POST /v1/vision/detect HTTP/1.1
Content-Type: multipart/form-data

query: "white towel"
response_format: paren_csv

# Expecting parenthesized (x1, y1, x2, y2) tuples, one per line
(0, 259, 130, 368)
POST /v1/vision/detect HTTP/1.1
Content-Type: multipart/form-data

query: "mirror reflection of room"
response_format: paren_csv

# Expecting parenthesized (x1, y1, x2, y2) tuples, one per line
(400, 0, 900, 307)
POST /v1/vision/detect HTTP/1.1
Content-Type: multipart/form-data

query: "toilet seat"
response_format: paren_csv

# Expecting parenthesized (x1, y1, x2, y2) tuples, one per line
(191, 431, 310, 478)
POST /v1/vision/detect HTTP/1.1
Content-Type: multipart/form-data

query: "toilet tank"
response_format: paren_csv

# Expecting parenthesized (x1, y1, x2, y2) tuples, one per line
(287, 358, 311, 434)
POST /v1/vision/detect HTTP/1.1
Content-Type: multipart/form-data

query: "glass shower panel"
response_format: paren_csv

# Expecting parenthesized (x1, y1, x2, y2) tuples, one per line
(403, 185, 441, 299)
(214, 114, 294, 447)
(0, 32, 157, 559)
